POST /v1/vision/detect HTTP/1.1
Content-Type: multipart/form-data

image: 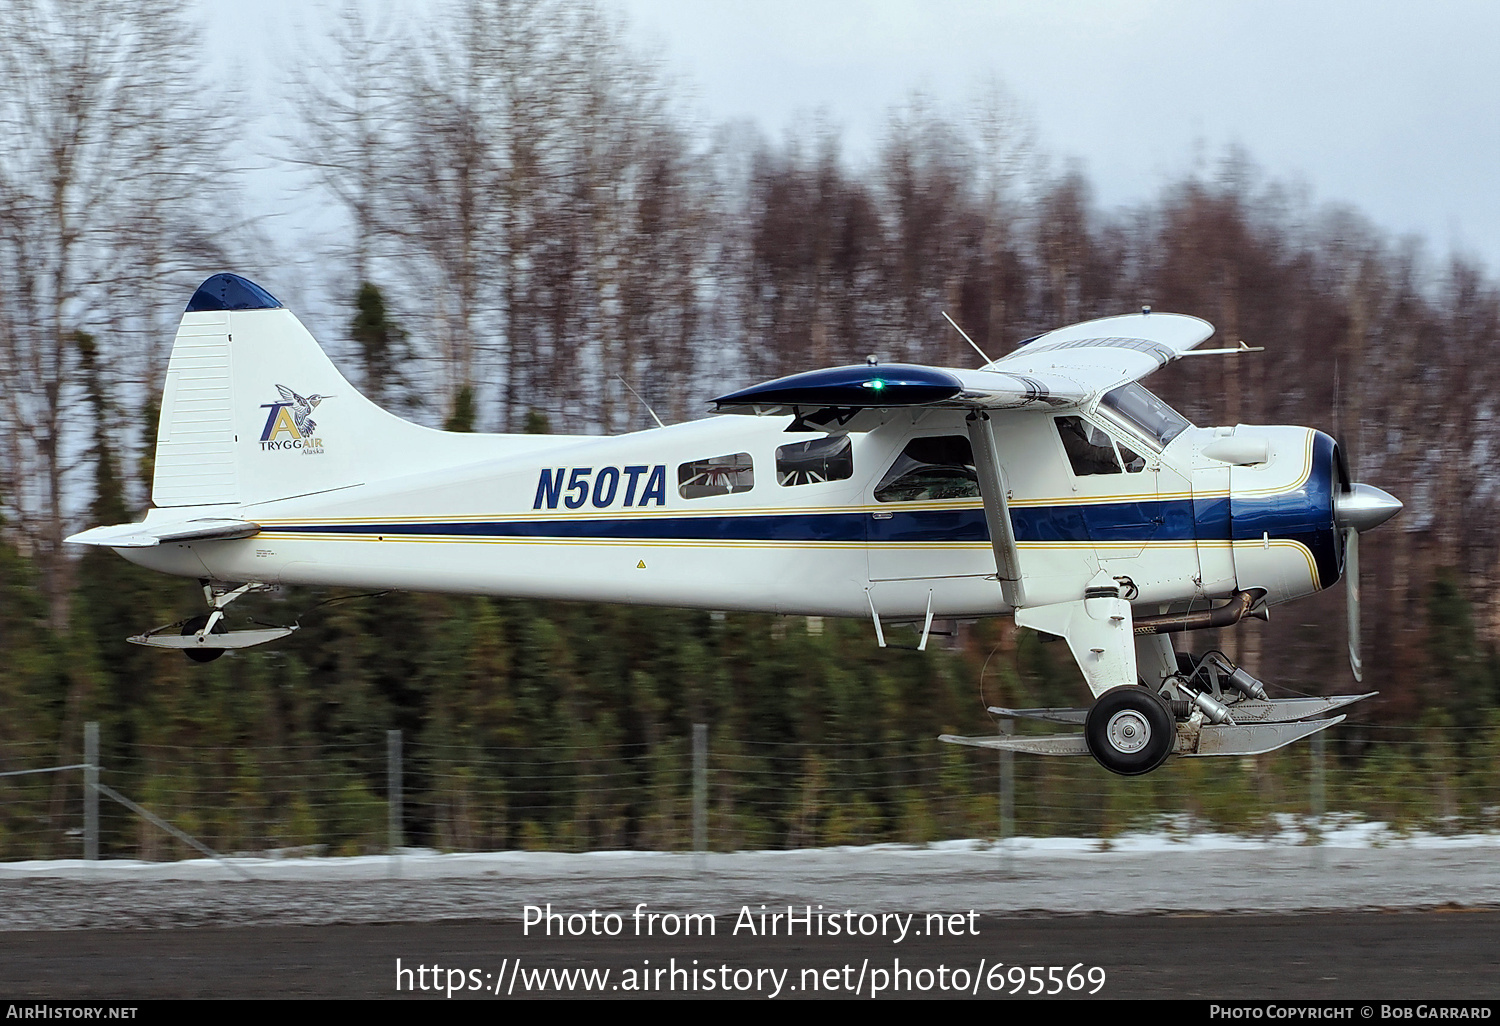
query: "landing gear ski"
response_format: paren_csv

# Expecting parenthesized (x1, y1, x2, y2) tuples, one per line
(128, 581, 297, 663)
(942, 651, 1373, 775)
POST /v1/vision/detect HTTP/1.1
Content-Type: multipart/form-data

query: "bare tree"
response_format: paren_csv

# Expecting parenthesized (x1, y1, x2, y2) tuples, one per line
(292, 0, 713, 433)
(742, 128, 884, 380)
(283, 2, 410, 295)
(0, 0, 231, 628)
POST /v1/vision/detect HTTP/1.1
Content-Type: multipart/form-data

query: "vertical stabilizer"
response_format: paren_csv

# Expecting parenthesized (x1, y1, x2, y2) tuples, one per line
(152, 273, 487, 510)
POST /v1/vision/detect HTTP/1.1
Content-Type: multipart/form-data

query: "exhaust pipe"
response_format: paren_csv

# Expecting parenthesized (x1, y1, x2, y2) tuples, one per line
(1133, 589, 1265, 636)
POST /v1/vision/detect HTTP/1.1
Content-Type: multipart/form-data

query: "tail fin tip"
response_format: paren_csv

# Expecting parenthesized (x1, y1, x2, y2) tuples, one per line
(186, 273, 283, 313)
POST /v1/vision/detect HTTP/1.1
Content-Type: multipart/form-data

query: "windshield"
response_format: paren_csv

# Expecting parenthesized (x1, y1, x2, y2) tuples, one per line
(1098, 383, 1191, 447)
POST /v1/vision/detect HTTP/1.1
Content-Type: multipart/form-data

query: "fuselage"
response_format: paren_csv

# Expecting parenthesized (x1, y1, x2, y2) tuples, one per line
(119, 402, 1342, 623)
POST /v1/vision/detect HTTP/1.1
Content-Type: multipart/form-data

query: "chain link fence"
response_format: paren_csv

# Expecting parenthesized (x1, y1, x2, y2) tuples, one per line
(2, 720, 1498, 860)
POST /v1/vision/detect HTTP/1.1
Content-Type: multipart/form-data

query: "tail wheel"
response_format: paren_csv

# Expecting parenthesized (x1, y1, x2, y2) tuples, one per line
(181, 615, 227, 664)
(1085, 685, 1176, 776)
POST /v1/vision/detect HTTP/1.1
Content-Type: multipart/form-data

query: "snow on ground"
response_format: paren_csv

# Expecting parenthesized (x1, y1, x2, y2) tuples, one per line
(3, 822, 1497, 931)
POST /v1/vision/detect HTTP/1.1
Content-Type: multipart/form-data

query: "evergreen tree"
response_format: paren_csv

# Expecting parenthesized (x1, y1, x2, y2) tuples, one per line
(349, 282, 409, 403)
(444, 386, 477, 433)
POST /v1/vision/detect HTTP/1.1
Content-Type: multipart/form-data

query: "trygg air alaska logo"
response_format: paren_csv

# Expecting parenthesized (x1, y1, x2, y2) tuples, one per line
(259, 385, 332, 454)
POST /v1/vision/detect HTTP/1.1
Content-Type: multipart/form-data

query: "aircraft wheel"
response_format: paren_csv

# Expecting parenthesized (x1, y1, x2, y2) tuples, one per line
(181, 615, 227, 664)
(1085, 685, 1175, 776)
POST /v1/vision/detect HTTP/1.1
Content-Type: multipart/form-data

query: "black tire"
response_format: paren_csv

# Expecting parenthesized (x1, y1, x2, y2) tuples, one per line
(181, 614, 227, 664)
(1085, 685, 1176, 776)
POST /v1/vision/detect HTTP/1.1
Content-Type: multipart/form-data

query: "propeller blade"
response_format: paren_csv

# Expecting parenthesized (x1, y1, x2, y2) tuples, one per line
(1333, 438, 1353, 494)
(1345, 527, 1362, 683)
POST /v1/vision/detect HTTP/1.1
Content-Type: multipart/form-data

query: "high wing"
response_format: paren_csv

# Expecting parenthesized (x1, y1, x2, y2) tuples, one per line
(985, 311, 1214, 396)
(710, 310, 1217, 699)
(710, 312, 1214, 416)
(710, 362, 1087, 416)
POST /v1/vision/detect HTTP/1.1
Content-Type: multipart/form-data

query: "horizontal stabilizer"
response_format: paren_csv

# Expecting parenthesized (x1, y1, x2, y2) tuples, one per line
(66, 518, 260, 548)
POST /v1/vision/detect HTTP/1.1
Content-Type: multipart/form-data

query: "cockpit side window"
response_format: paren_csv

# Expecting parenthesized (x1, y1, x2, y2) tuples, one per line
(1117, 440, 1146, 473)
(1056, 416, 1121, 475)
(874, 435, 980, 502)
(1055, 416, 1146, 476)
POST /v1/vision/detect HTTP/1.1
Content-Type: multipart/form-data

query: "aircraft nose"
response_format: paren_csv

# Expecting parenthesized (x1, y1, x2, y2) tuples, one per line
(1334, 483, 1402, 533)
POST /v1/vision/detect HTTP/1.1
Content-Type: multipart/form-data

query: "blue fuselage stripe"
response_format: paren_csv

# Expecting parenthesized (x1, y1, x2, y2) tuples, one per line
(269, 497, 1296, 545)
(269, 435, 1340, 580)
(275, 506, 1194, 543)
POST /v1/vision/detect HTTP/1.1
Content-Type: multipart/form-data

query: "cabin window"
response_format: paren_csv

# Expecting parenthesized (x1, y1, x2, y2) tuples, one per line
(678, 453, 754, 498)
(776, 435, 853, 486)
(1056, 416, 1146, 476)
(873, 435, 980, 502)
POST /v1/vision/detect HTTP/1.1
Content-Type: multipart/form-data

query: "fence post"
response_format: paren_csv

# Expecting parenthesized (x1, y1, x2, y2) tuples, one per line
(1311, 729, 1326, 868)
(999, 717, 1013, 877)
(692, 723, 707, 871)
(387, 729, 403, 874)
(84, 722, 99, 862)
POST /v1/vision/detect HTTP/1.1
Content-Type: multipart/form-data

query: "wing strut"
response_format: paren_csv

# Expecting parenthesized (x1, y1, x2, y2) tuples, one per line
(965, 411, 1026, 608)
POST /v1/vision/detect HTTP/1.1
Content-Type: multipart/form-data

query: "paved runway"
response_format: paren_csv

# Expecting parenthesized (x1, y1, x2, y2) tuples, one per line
(1, 912, 1497, 999)
(3, 836, 1498, 999)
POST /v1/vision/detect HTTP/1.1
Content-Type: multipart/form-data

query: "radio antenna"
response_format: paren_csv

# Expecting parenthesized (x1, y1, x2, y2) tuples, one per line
(942, 311, 994, 366)
(615, 375, 665, 429)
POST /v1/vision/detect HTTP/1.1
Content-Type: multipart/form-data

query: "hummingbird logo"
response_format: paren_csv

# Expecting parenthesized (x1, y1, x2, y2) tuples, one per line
(259, 385, 334, 453)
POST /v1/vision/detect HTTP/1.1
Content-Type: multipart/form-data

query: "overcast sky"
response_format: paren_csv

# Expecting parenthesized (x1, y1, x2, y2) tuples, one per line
(207, 0, 1500, 290)
(612, 0, 1500, 271)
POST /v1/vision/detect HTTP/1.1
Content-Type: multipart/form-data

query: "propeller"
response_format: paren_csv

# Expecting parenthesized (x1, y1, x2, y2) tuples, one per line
(1344, 525, 1360, 681)
(1332, 443, 1402, 682)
